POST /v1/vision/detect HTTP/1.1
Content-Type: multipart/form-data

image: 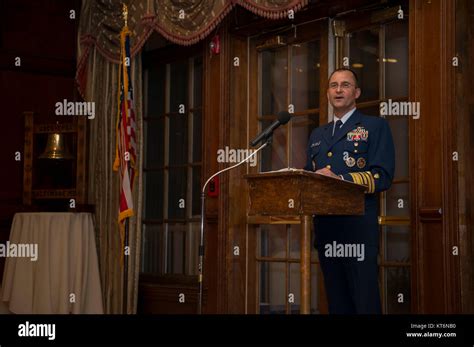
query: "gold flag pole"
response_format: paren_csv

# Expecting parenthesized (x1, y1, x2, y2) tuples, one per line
(123, 3, 128, 28)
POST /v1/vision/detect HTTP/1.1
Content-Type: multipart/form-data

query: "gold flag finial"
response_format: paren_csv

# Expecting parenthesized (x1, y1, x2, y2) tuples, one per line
(122, 3, 128, 27)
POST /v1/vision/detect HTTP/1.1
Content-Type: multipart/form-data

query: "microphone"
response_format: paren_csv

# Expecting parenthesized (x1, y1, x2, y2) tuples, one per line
(250, 111, 292, 147)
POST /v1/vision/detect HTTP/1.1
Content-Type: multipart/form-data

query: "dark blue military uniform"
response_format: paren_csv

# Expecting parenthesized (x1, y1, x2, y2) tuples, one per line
(304, 109, 395, 314)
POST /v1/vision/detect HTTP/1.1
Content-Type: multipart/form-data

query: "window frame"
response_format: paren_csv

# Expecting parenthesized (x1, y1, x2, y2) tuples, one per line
(142, 45, 204, 279)
(248, 19, 329, 314)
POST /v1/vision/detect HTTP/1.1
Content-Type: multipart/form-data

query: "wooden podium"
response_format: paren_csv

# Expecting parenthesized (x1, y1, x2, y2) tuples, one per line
(245, 169, 366, 314)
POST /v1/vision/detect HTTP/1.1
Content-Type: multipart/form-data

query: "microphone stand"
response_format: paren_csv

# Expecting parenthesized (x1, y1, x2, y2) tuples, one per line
(197, 136, 272, 314)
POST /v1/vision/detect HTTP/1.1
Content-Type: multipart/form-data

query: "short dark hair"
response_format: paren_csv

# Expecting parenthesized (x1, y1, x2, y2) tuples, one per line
(328, 68, 359, 87)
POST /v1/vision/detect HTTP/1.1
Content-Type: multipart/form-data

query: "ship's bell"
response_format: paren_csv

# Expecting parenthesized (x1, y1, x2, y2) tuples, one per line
(39, 133, 74, 160)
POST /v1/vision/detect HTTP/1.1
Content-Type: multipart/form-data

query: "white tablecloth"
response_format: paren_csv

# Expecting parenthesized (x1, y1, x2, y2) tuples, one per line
(1, 212, 103, 314)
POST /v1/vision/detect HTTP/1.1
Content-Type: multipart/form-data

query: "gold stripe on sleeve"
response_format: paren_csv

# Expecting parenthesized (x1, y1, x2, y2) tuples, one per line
(353, 173, 362, 186)
(360, 172, 371, 193)
(362, 172, 373, 193)
(367, 171, 375, 193)
(358, 173, 366, 187)
(349, 173, 357, 184)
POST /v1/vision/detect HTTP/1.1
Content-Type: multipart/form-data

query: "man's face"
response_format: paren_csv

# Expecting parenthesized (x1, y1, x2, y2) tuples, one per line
(327, 71, 361, 113)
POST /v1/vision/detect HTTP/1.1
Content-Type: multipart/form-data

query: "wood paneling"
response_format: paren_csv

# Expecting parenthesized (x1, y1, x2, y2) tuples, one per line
(227, 32, 250, 314)
(0, 72, 76, 205)
(456, 0, 474, 313)
(410, 0, 460, 313)
(245, 171, 365, 216)
(0, 0, 78, 206)
(319, 22, 329, 125)
(137, 275, 202, 314)
(1, 0, 78, 60)
(201, 21, 231, 314)
(216, 19, 232, 314)
(0, 0, 79, 281)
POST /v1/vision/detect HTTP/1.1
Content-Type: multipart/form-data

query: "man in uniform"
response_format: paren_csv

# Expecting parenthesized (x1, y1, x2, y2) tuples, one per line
(304, 68, 395, 314)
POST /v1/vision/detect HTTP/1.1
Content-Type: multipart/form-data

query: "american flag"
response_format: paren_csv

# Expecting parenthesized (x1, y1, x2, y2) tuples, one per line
(114, 27, 137, 226)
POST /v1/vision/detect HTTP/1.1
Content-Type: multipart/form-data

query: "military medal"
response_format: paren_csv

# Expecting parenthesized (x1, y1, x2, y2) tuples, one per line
(347, 127, 369, 142)
(345, 157, 356, 167)
(357, 157, 366, 168)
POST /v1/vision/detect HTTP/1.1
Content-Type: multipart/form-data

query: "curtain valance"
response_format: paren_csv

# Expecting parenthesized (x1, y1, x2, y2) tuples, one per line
(77, 0, 307, 95)
(78, 0, 308, 60)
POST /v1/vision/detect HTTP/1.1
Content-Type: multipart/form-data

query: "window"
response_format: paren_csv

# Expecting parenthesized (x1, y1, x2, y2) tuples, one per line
(142, 56, 203, 276)
(255, 35, 322, 314)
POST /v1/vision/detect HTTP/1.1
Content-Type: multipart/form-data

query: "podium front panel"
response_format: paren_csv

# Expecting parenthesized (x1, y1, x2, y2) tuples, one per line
(245, 170, 365, 217)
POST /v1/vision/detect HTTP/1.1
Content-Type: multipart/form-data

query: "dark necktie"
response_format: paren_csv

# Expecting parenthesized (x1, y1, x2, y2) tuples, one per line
(333, 119, 343, 138)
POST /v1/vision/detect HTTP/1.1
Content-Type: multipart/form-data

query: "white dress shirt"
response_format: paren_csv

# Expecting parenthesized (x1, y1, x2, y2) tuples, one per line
(332, 107, 357, 136)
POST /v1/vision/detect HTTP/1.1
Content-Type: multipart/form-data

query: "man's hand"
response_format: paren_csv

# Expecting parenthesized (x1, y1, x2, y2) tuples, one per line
(315, 168, 340, 179)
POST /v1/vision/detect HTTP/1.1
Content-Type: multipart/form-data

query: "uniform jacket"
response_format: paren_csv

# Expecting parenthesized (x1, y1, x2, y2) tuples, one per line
(304, 109, 395, 248)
